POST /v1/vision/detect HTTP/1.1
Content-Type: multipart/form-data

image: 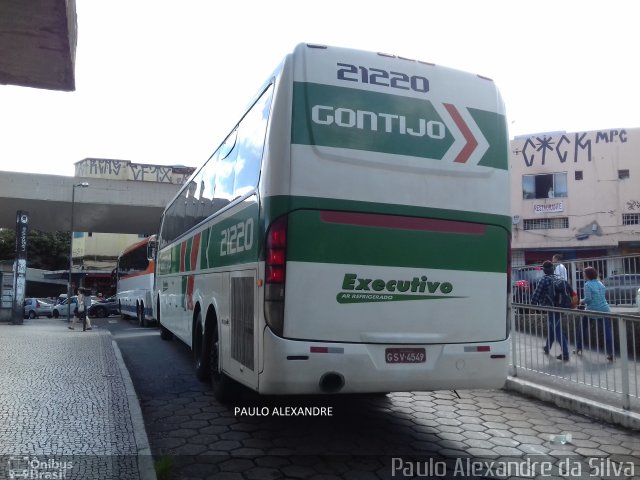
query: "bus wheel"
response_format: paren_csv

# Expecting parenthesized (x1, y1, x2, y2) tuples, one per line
(160, 324, 173, 341)
(194, 312, 210, 382)
(210, 322, 235, 403)
(138, 303, 147, 327)
(158, 298, 173, 340)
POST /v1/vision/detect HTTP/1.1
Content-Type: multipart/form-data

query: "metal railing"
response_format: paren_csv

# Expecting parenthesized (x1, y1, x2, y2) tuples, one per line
(512, 254, 640, 307)
(510, 303, 639, 410)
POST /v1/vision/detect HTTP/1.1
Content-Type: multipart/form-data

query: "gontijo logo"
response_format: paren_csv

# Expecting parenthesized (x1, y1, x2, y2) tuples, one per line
(292, 82, 492, 167)
(337, 273, 464, 304)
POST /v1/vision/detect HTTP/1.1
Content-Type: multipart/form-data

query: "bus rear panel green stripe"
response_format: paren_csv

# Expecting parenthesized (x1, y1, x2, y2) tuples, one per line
(287, 210, 507, 273)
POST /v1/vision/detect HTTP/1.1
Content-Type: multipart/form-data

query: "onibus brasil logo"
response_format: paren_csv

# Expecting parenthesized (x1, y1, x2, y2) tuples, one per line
(336, 273, 464, 304)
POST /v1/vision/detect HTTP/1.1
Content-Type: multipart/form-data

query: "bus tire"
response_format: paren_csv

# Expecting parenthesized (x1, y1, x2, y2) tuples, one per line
(138, 302, 147, 327)
(209, 321, 235, 403)
(158, 298, 173, 340)
(160, 324, 173, 341)
(194, 311, 210, 382)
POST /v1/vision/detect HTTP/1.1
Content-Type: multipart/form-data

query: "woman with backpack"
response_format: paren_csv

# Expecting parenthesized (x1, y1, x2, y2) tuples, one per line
(575, 267, 614, 361)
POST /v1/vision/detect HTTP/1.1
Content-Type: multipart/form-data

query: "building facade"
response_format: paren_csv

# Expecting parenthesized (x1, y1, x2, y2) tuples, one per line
(510, 127, 640, 267)
(71, 158, 195, 295)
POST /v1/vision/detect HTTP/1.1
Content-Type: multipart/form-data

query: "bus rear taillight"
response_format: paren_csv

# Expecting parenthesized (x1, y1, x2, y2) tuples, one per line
(265, 216, 287, 336)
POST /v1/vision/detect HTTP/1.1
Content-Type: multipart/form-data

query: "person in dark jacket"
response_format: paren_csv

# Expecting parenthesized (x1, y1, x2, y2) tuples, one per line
(530, 260, 570, 361)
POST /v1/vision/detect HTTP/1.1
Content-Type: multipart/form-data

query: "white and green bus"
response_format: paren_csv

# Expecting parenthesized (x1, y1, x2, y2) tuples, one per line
(155, 43, 511, 402)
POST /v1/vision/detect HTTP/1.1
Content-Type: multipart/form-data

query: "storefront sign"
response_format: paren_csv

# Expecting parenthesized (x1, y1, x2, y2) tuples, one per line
(533, 202, 564, 214)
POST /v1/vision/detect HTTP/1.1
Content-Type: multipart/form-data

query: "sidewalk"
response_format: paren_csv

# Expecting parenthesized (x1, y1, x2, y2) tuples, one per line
(506, 323, 640, 431)
(1, 318, 638, 480)
(0, 318, 155, 480)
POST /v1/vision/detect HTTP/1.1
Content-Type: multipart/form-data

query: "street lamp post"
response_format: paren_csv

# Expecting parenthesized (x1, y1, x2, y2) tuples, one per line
(68, 182, 89, 321)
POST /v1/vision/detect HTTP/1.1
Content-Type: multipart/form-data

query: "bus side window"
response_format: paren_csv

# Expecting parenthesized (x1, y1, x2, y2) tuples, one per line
(214, 131, 239, 203)
(199, 155, 216, 218)
(233, 85, 272, 198)
(185, 180, 199, 231)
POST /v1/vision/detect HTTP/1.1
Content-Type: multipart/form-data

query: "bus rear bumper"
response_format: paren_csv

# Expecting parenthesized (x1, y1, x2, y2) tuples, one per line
(258, 329, 510, 395)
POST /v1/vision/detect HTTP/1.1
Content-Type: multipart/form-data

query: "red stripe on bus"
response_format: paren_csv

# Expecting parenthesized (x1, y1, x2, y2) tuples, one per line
(180, 241, 186, 272)
(191, 233, 201, 271)
(444, 103, 478, 164)
(320, 211, 486, 235)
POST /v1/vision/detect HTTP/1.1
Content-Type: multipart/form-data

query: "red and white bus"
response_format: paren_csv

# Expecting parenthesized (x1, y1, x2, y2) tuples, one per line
(116, 235, 157, 326)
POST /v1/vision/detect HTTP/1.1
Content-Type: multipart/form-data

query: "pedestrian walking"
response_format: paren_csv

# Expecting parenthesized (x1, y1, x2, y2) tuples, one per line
(83, 288, 93, 331)
(552, 254, 568, 281)
(575, 267, 614, 361)
(530, 260, 571, 361)
(68, 289, 80, 330)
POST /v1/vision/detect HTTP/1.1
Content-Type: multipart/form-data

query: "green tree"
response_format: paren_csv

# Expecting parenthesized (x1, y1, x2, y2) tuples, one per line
(0, 228, 70, 270)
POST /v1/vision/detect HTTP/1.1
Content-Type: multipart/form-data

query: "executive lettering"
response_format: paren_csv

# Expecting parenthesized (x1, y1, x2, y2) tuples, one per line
(342, 273, 453, 295)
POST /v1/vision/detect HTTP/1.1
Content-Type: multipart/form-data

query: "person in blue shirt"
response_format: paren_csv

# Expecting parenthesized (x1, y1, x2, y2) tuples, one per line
(575, 267, 614, 361)
(530, 260, 570, 361)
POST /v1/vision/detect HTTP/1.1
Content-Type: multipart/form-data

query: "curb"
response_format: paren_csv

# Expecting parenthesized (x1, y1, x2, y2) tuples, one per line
(111, 338, 157, 480)
(505, 376, 640, 431)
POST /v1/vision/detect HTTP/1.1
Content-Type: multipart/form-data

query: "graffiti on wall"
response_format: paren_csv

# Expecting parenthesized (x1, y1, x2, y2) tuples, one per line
(516, 129, 628, 167)
(76, 158, 194, 184)
(129, 163, 175, 183)
(76, 158, 125, 178)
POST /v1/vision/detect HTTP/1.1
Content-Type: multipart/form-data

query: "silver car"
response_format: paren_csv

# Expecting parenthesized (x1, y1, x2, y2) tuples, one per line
(52, 295, 99, 318)
(23, 298, 53, 319)
(602, 274, 640, 305)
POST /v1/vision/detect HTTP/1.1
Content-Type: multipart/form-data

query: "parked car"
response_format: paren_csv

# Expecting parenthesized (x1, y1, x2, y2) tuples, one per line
(52, 296, 78, 318)
(88, 295, 119, 318)
(52, 295, 100, 318)
(512, 280, 531, 303)
(602, 274, 640, 305)
(23, 298, 53, 319)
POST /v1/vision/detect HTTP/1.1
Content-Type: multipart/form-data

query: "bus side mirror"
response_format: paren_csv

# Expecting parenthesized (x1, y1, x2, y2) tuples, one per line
(147, 241, 157, 260)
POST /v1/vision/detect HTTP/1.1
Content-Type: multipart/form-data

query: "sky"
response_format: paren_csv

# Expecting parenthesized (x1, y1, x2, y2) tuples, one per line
(1, 0, 638, 177)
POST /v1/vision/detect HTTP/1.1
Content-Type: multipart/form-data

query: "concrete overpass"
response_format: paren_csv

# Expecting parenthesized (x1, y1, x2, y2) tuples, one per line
(0, 171, 182, 234)
(0, 0, 77, 91)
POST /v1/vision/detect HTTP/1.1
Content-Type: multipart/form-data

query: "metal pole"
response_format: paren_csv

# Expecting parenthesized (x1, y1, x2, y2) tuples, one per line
(67, 185, 75, 321)
(68, 182, 89, 321)
(617, 317, 631, 410)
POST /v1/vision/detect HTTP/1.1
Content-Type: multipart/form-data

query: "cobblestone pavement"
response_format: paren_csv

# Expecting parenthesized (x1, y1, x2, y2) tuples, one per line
(108, 321, 640, 480)
(0, 319, 153, 480)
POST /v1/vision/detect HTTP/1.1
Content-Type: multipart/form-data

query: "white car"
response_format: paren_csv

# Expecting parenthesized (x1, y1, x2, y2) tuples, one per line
(52, 297, 77, 318)
(23, 298, 53, 319)
(52, 295, 99, 318)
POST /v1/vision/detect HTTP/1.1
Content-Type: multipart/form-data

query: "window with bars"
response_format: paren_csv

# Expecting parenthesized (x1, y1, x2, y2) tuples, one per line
(622, 213, 640, 225)
(523, 217, 569, 230)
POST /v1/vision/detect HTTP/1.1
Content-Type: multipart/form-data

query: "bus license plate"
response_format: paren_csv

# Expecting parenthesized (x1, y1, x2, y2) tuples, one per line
(385, 348, 426, 364)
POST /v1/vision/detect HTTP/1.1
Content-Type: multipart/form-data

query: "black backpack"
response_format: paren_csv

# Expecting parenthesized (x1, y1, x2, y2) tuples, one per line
(547, 275, 574, 308)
